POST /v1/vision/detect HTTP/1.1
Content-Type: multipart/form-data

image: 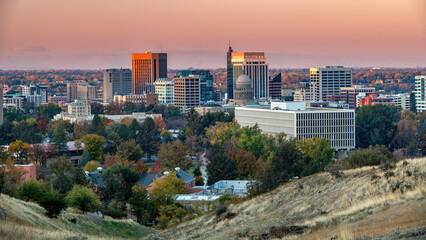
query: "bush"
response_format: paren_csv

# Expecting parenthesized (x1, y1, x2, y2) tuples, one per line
(18, 179, 49, 202)
(65, 185, 100, 213)
(83, 161, 101, 173)
(346, 145, 395, 169)
(39, 191, 67, 218)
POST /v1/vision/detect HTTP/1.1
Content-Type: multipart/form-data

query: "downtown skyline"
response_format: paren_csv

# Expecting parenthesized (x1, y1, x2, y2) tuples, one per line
(0, 0, 425, 69)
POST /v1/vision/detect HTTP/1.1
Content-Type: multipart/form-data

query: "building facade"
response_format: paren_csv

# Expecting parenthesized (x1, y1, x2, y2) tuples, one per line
(3, 95, 25, 110)
(415, 76, 426, 112)
(21, 84, 48, 104)
(113, 93, 158, 106)
(235, 103, 355, 151)
(154, 78, 174, 104)
(173, 76, 200, 110)
(177, 69, 214, 103)
(269, 73, 282, 99)
(67, 83, 97, 102)
(340, 85, 375, 109)
(310, 66, 353, 101)
(103, 68, 132, 103)
(132, 53, 167, 94)
(68, 99, 91, 116)
(0, 83, 3, 126)
(227, 48, 269, 99)
(294, 80, 316, 102)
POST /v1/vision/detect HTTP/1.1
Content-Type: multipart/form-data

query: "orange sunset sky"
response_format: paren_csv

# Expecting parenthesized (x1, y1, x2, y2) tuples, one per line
(0, 0, 425, 69)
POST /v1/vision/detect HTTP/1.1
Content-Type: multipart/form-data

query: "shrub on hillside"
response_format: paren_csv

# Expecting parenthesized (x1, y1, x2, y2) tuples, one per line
(345, 145, 396, 169)
(38, 190, 67, 218)
(65, 185, 100, 213)
(18, 179, 49, 202)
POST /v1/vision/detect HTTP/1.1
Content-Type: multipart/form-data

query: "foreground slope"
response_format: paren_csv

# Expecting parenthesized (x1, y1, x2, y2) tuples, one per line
(0, 194, 155, 240)
(153, 158, 426, 240)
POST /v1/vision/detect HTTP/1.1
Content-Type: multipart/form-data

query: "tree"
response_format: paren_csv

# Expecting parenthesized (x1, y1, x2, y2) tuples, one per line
(34, 103, 62, 120)
(53, 167, 89, 194)
(83, 160, 101, 172)
(129, 184, 150, 224)
(8, 140, 30, 164)
(50, 156, 73, 175)
(150, 161, 164, 174)
(346, 145, 395, 169)
(158, 142, 191, 171)
(38, 190, 67, 218)
(101, 164, 140, 202)
(18, 179, 49, 202)
(89, 114, 106, 136)
(129, 119, 141, 140)
(393, 120, 419, 149)
(160, 130, 174, 143)
(105, 102, 122, 115)
(207, 149, 237, 185)
(150, 172, 185, 204)
(138, 118, 161, 161)
(410, 92, 416, 113)
(65, 185, 100, 213)
(297, 137, 335, 177)
(52, 122, 69, 152)
(261, 138, 302, 193)
(226, 150, 261, 178)
(91, 102, 104, 114)
(78, 134, 106, 162)
(184, 108, 200, 137)
(153, 116, 167, 131)
(116, 139, 143, 162)
(29, 144, 49, 168)
(73, 121, 90, 140)
(356, 104, 401, 148)
(133, 159, 148, 174)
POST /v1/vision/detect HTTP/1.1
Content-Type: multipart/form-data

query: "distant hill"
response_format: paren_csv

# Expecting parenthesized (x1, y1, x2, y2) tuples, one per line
(152, 158, 426, 240)
(0, 194, 155, 240)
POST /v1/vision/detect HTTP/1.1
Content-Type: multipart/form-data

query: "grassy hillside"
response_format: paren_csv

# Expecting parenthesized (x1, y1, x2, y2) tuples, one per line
(152, 157, 426, 240)
(0, 193, 155, 240)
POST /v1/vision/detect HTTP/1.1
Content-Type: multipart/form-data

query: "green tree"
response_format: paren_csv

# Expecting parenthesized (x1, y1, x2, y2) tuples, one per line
(158, 142, 191, 171)
(101, 164, 140, 202)
(410, 92, 416, 113)
(297, 137, 335, 177)
(38, 190, 67, 218)
(91, 102, 104, 114)
(78, 134, 106, 162)
(226, 150, 261, 178)
(261, 138, 302, 193)
(150, 172, 185, 205)
(138, 117, 160, 161)
(356, 104, 401, 148)
(116, 139, 143, 162)
(129, 184, 150, 224)
(49, 156, 74, 175)
(89, 114, 106, 136)
(52, 122, 69, 152)
(207, 149, 237, 185)
(83, 160, 101, 172)
(129, 119, 141, 140)
(65, 185, 100, 213)
(346, 145, 395, 168)
(18, 179, 49, 202)
(53, 167, 89, 194)
(34, 102, 62, 120)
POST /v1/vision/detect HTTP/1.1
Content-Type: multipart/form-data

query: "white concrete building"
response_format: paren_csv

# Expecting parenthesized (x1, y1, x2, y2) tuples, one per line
(235, 103, 355, 151)
(154, 78, 174, 104)
(415, 76, 426, 112)
(54, 112, 161, 124)
(379, 93, 410, 110)
(310, 66, 353, 101)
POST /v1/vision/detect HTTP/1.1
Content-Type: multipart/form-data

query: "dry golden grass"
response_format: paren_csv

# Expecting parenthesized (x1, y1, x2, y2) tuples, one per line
(152, 157, 426, 240)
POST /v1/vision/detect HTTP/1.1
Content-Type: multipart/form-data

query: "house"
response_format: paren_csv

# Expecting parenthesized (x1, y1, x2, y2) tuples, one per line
(85, 167, 196, 193)
(1, 164, 37, 184)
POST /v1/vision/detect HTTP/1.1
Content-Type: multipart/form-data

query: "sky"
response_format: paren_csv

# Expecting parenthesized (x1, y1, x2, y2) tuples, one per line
(0, 0, 425, 69)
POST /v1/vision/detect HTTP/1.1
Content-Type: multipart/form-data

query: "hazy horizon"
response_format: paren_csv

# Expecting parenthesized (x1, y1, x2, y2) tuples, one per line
(1, 0, 425, 69)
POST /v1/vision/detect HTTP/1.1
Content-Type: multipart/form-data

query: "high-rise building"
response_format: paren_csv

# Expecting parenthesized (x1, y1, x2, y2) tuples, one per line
(67, 83, 97, 102)
(414, 76, 426, 112)
(177, 69, 213, 103)
(20, 84, 48, 104)
(132, 53, 167, 94)
(227, 49, 269, 99)
(294, 80, 316, 102)
(0, 83, 3, 126)
(154, 78, 174, 104)
(173, 75, 200, 110)
(269, 73, 282, 99)
(227, 46, 234, 99)
(103, 68, 132, 103)
(310, 66, 352, 101)
(68, 98, 91, 116)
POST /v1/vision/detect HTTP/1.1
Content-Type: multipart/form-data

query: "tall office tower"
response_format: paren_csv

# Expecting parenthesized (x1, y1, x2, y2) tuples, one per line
(173, 75, 200, 110)
(103, 68, 132, 103)
(67, 83, 78, 102)
(177, 69, 214, 103)
(20, 84, 37, 95)
(0, 83, 3, 126)
(310, 66, 352, 101)
(227, 47, 269, 99)
(227, 45, 234, 99)
(132, 53, 167, 94)
(77, 85, 97, 100)
(38, 85, 48, 104)
(269, 73, 282, 99)
(415, 76, 426, 112)
(154, 78, 174, 104)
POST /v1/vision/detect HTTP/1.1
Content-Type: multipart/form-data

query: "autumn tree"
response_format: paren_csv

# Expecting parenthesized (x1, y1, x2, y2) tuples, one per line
(116, 139, 143, 162)
(133, 159, 148, 174)
(150, 161, 164, 174)
(150, 172, 185, 204)
(78, 134, 106, 162)
(8, 140, 30, 164)
(297, 137, 335, 177)
(158, 142, 191, 171)
(226, 150, 261, 178)
(83, 160, 101, 172)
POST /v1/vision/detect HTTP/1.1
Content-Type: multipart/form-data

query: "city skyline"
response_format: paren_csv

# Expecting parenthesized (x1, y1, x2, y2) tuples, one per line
(0, 0, 425, 69)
